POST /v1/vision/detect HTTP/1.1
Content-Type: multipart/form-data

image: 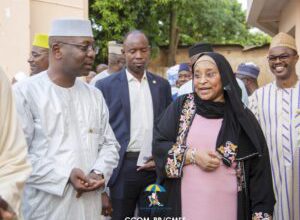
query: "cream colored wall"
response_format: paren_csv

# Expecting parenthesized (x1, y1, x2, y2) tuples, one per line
(279, 0, 300, 73)
(30, 0, 88, 43)
(0, 0, 30, 80)
(279, 0, 298, 33)
(0, 0, 87, 80)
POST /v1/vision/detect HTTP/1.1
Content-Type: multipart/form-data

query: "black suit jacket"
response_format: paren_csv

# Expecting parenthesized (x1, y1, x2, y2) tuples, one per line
(95, 69, 172, 186)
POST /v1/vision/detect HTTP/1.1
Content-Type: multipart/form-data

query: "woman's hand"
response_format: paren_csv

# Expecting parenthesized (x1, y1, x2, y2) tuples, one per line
(195, 150, 221, 171)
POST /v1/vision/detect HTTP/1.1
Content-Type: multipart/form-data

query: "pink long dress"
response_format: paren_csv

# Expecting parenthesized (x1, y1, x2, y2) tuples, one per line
(181, 114, 237, 220)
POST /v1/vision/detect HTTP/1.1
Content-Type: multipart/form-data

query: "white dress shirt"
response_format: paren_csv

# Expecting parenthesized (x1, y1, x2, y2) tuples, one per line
(126, 70, 154, 165)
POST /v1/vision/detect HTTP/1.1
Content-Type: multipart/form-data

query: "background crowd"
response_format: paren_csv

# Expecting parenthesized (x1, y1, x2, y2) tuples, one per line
(0, 16, 299, 220)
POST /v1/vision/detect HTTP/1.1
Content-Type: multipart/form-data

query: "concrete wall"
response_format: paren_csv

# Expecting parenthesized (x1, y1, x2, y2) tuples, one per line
(30, 0, 88, 43)
(279, 0, 300, 72)
(247, 0, 300, 74)
(0, 0, 30, 80)
(148, 45, 274, 86)
(279, 1, 298, 33)
(0, 0, 88, 80)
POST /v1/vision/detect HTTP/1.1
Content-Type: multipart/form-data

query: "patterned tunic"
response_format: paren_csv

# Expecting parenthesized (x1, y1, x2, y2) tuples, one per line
(248, 81, 300, 220)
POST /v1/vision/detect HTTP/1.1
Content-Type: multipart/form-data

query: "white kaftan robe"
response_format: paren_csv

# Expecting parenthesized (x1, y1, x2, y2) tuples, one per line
(249, 81, 300, 220)
(0, 67, 31, 219)
(13, 71, 120, 220)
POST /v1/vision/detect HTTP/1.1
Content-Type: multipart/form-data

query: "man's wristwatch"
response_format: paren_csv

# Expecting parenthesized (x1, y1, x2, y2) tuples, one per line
(92, 170, 104, 179)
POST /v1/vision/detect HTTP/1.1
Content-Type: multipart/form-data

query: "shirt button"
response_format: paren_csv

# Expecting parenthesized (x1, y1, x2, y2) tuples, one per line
(89, 128, 93, 133)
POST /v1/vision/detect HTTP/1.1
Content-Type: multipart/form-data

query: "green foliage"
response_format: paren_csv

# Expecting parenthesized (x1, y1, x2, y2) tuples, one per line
(89, 0, 169, 63)
(89, 0, 270, 63)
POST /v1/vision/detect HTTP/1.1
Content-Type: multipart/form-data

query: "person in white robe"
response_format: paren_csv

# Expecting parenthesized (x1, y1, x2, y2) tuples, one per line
(248, 32, 300, 220)
(0, 66, 31, 220)
(90, 41, 125, 86)
(13, 19, 119, 220)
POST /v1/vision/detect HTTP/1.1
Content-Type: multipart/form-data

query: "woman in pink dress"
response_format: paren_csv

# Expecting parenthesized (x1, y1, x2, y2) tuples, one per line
(153, 52, 275, 220)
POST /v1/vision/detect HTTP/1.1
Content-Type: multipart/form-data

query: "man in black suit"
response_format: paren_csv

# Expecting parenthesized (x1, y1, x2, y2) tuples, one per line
(96, 30, 172, 219)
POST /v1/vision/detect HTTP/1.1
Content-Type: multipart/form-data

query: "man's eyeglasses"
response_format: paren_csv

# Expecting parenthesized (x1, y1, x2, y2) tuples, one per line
(59, 42, 99, 55)
(267, 53, 296, 62)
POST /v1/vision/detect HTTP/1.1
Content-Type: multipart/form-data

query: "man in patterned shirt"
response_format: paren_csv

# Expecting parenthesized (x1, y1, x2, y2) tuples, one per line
(248, 32, 299, 220)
